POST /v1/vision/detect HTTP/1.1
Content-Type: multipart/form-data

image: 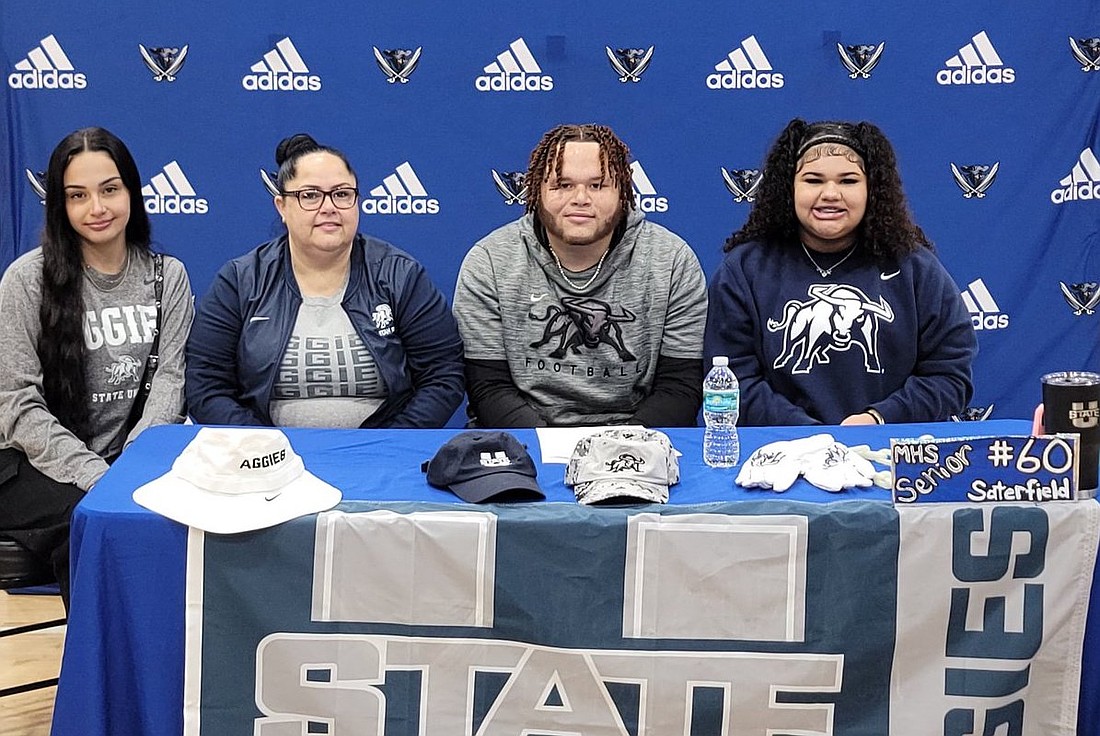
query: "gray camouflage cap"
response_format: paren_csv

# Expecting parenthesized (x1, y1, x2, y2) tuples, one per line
(565, 428, 679, 505)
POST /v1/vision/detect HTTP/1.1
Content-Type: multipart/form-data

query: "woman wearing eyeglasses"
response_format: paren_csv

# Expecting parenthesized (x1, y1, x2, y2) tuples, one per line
(185, 133, 464, 428)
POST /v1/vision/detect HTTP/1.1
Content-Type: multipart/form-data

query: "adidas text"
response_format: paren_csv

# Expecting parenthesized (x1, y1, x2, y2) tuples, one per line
(361, 197, 440, 215)
(8, 69, 86, 89)
(475, 73, 553, 92)
(241, 72, 321, 91)
(144, 195, 209, 215)
(935, 67, 1015, 85)
(636, 196, 668, 213)
(971, 313, 1009, 330)
(706, 71, 784, 89)
(1051, 182, 1100, 204)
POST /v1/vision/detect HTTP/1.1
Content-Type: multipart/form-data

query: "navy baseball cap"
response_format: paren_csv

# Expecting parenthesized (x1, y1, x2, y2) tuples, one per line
(425, 431, 544, 503)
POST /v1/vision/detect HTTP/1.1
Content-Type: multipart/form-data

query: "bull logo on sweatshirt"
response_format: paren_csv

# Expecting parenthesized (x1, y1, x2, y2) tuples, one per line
(768, 284, 894, 374)
(529, 296, 636, 361)
(105, 355, 143, 385)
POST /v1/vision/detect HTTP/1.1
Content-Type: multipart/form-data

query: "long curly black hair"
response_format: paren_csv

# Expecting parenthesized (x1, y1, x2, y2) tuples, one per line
(39, 127, 151, 442)
(725, 118, 932, 259)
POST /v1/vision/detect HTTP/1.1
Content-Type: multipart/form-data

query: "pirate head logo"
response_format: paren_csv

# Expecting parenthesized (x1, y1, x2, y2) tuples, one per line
(950, 162, 999, 199)
(837, 42, 884, 79)
(373, 46, 422, 83)
(259, 169, 280, 197)
(105, 355, 143, 386)
(768, 284, 895, 374)
(138, 44, 188, 82)
(25, 168, 46, 205)
(605, 46, 654, 83)
(1070, 37, 1100, 72)
(721, 168, 762, 203)
(491, 169, 528, 206)
(1060, 281, 1100, 315)
(606, 452, 645, 473)
(951, 404, 995, 421)
(529, 296, 637, 361)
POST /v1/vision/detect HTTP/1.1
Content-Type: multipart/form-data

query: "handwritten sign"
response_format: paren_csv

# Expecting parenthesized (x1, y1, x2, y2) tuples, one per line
(891, 435, 1079, 504)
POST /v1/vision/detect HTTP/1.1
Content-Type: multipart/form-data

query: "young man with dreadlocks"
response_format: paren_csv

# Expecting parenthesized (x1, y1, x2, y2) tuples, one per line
(454, 124, 707, 427)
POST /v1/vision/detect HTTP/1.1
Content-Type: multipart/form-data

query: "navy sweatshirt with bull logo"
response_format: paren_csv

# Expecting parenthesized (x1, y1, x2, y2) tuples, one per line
(703, 240, 976, 426)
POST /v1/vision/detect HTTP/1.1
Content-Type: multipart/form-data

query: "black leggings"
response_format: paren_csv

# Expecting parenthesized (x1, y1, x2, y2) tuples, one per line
(0, 448, 85, 611)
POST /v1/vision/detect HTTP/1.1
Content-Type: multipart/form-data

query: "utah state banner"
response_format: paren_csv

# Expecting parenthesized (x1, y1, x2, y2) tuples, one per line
(182, 500, 1098, 735)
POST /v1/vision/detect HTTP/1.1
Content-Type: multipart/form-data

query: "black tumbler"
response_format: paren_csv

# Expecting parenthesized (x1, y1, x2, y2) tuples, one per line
(1042, 371, 1100, 498)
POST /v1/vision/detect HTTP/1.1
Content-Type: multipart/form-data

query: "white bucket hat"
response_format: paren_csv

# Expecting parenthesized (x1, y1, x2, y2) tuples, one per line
(132, 427, 342, 534)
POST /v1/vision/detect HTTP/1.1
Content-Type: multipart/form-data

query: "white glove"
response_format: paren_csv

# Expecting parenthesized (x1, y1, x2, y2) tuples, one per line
(801, 442, 877, 492)
(736, 434, 835, 491)
(850, 444, 894, 489)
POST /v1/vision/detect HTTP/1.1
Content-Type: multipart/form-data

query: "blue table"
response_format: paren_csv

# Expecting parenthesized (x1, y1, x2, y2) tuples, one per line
(51, 421, 1099, 736)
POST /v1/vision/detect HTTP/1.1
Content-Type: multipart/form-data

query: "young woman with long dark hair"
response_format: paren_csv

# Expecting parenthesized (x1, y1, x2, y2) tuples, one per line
(704, 119, 976, 426)
(0, 127, 194, 607)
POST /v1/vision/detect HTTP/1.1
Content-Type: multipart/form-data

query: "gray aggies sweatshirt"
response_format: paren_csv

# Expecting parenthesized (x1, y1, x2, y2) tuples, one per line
(0, 247, 193, 490)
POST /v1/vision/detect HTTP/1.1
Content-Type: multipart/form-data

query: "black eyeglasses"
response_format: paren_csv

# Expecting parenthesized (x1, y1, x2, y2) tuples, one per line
(281, 187, 359, 210)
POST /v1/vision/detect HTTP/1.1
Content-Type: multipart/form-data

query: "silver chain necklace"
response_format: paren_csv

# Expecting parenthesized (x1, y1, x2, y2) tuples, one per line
(801, 242, 856, 278)
(83, 250, 131, 291)
(550, 246, 609, 290)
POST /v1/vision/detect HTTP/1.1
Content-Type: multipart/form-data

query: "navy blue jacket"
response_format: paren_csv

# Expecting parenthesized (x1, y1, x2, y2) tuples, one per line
(704, 240, 976, 425)
(186, 234, 464, 428)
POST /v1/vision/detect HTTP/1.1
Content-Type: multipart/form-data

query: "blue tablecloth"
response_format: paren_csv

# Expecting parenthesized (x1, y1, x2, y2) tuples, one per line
(51, 421, 1100, 735)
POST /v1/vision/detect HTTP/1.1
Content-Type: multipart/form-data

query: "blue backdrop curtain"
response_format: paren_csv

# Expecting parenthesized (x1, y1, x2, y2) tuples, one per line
(2, 1, 1098, 419)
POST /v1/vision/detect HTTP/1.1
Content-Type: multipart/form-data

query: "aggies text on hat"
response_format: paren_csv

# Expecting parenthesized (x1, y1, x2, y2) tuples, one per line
(565, 428, 679, 505)
(132, 427, 342, 534)
(425, 431, 544, 503)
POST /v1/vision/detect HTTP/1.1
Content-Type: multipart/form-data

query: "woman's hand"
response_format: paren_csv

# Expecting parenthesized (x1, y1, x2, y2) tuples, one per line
(840, 412, 879, 426)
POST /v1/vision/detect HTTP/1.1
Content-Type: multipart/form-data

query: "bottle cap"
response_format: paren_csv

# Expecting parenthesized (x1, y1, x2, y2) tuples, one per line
(712, 356, 729, 367)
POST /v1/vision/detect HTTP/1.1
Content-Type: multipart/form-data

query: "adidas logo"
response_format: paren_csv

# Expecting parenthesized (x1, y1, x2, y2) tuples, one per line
(1051, 148, 1100, 204)
(960, 278, 1009, 330)
(8, 34, 86, 89)
(937, 31, 1015, 85)
(141, 161, 208, 215)
(706, 36, 784, 90)
(475, 38, 553, 92)
(630, 161, 667, 213)
(361, 162, 439, 215)
(241, 37, 321, 91)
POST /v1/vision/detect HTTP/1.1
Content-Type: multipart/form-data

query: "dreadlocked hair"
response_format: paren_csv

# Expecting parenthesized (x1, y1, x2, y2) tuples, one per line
(524, 124, 635, 218)
(39, 127, 152, 442)
(725, 118, 932, 261)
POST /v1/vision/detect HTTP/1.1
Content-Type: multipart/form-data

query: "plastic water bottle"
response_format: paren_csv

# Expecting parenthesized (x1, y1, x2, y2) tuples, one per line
(703, 356, 740, 467)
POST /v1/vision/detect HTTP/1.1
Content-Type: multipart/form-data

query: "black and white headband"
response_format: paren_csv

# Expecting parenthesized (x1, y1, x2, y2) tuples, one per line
(796, 129, 866, 162)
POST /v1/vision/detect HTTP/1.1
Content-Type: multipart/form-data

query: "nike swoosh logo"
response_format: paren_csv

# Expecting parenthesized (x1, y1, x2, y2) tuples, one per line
(264, 493, 281, 502)
(880, 271, 901, 281)
(530, 294, 547, 302)
(249, 316, 271, 323)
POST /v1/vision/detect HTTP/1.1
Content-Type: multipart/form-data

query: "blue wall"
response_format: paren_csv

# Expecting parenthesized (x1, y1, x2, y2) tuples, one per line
(3, 1, 1098, 419)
